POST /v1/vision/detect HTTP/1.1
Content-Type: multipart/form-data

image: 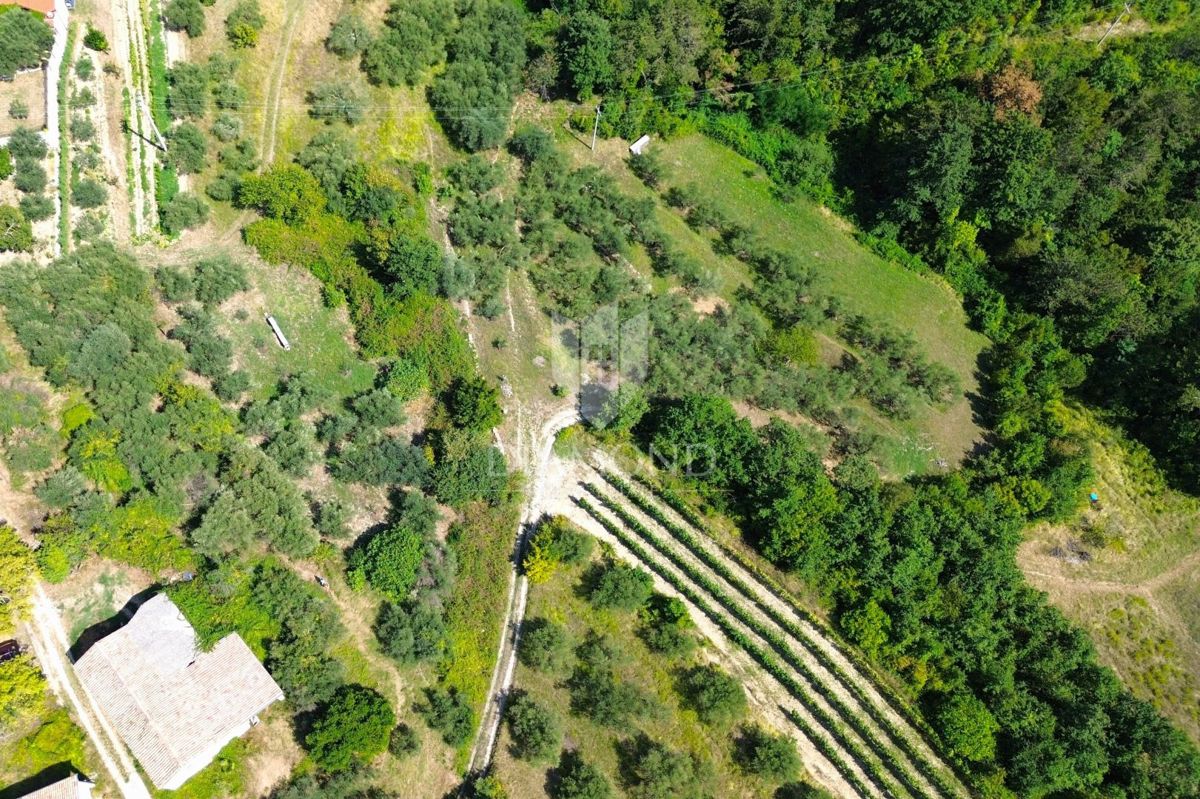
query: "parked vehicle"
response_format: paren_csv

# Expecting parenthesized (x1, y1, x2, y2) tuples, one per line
(0, 639, 21, 663)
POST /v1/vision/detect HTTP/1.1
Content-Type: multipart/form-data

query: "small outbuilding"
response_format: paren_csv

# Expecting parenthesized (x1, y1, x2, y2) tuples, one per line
(14, 774, 94, 799)
(73, 593, 283, 791)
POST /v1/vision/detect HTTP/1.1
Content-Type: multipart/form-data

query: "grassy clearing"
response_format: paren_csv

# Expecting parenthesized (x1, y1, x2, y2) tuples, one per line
(1018, 404, 1200, 743)
(269, 0, 452, 168)
(1025, 404, 1200, 583)
(211, 254, 376, 404)
(546, 127, 983, 476)
(658, 135, 986, 382)
(654, 135, 986, 473)
(492, 545, 803, 799)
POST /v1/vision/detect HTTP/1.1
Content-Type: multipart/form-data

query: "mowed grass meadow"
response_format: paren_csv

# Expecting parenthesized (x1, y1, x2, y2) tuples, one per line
(572, 129, 987, 474)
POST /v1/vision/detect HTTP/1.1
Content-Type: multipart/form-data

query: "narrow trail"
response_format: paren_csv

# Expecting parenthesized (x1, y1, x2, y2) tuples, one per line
(465, 405, 581, 775)
(1024, 546, 1200, 596)
(259, 0, 303, 166)
(27, 584, 152, 799)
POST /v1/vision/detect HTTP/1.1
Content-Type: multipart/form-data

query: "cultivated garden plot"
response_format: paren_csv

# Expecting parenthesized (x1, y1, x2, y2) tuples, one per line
(551, 457, 972, 799)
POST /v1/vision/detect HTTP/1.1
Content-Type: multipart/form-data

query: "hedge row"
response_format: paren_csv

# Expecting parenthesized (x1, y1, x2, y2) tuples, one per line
(57, 22, 77, 253)
(576, 492, 910, 799)
(616, 471, 965, 799)
(144, 0, 169, 130)
(629, 470, 972, 798)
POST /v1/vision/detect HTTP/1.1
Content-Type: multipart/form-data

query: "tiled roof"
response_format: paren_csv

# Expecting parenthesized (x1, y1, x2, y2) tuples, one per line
(73, 594, 283, 790)
(0, 0, 55, 16)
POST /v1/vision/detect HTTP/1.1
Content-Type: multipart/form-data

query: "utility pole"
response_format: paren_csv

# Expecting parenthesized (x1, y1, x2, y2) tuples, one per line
(140, 95, 167, 152)
(1097, 1, 1133, 46)
(590, 103, 601, 152)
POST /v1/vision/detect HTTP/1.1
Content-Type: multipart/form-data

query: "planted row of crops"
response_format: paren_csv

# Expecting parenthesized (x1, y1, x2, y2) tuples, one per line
(630, 471, 965, 786)
(610, 470, 967, 798)
(580, 482, 940, 799)
(574, 494, 884, 799)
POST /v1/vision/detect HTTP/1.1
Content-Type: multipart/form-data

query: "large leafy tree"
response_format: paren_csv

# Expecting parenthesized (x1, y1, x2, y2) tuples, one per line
(305, 684, 395, 772)
(0, 9, 54, 78)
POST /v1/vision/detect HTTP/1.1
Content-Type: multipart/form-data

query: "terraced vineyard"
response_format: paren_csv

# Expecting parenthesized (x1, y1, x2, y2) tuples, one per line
(567, 461, 972, 799)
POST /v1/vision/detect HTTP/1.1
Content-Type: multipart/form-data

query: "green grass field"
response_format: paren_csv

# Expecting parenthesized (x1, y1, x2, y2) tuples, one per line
(655, 135, 987, 384)
(213, 255, 376, 405)
(561, 130, 986, 475)
(1019, 405, 1200, 743)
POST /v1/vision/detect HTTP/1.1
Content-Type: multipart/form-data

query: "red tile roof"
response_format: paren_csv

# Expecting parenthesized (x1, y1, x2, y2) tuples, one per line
(0, 0, 55, 16)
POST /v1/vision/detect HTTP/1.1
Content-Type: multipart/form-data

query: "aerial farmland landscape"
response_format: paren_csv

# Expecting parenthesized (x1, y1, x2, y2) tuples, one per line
(0, 1, 1199, 798)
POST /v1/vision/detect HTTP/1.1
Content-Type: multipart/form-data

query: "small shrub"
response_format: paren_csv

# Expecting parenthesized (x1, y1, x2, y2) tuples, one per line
(517, 617, 569, 673)
(69, 115, 96, 141)
(588, 560, 653, 611)
(388, 723, 420, 758)
(8, 98, 28, 120)
(71, 177, 107, 209)
(7, 128, 46, 159)
(0, 205, 32, 252)
(13, 159, 46, 194)
(18, 193, 53, 222)
(83, 26, 109, 52)
(307, 83, 364, 126)
(74, 56, 94, 80)
(160, 192, 209, 234)
(505, 692, 561, 762)
(418, 687, 474, 746)
(225, 0, 265, 48)
(211, 112, 242, 142)
(734, 725, 800, 782)
(678, 664, 746, 726)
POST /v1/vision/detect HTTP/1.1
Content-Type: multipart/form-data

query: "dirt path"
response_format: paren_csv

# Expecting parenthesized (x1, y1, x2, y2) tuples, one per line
(590, 455, 967, 798)
(550, 483, 868, 799)
(259, 0, 303, 166)
(466, 405, 581, 774)
(27, 584, 153, 799)
(1023, 547, 1200, 596)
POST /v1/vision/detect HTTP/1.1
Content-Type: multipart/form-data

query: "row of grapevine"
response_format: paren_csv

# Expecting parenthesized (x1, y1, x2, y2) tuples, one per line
(613, 470, 968, 798)
(582, 483, 940, 799)
(575, 494, 885, 799)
